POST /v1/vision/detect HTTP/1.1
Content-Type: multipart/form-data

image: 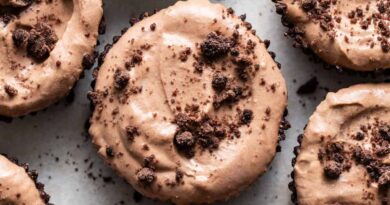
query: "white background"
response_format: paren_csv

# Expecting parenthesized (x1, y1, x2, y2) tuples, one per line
(0, 0, 386, 204)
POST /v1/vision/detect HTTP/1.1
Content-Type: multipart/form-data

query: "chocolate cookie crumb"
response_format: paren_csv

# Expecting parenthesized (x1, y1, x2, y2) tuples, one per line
(241, 109, 253, 125)
(137, 167, 155, 186)
(126, 126, 139, 142)
(212, 73, 228, 92)
(12, 28, 30, 48)
(114, 69, 130, 90)
(378, 171, 390, 191)
(4, 85, 18, 97)
(323, 161, 342, 179)
(174, 131, 195, 150)
(200, 32, 231, 60)
(106, 147, 115, 158)
(150, 23, 156, 31)
(27, 23, 58, 61)
(297, 77, 318, 94)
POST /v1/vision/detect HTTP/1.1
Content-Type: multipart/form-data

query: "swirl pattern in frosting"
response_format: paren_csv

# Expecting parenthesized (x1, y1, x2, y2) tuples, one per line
(89, 0, 288, 204)
(275, 0, 390, 71)
(294, 84, 390, 205)
(0, 0, 103, 117)
(0, 155, 48, 205)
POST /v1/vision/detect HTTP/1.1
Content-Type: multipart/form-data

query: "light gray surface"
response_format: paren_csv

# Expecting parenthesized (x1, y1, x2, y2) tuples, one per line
(0, 0, 387, 205)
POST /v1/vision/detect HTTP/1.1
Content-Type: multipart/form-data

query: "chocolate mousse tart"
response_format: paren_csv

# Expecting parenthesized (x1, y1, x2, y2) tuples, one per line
(292, 84, 390, 205)
(0, 154, 51, 205)
(0, 0, 103, 117)
(88, 0, 288, 204)
(274, 0, 390, 72)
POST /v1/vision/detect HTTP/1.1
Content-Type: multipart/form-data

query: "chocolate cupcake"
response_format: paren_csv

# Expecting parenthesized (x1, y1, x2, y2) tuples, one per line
(275, 0, 390, 72)
(0, 0, 103, 117)
(88, 0, 288, 204)
(293, 84, 390, 204)
(0, 154, 51, 204)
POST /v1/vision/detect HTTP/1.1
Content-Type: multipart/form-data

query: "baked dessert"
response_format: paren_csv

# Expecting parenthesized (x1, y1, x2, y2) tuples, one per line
(0, 154, 50, 205)
(88, 0, 288, 204)
(292, 84, 390, 205)
(275, 0, 390, 72)
(0, 0, 103, 117)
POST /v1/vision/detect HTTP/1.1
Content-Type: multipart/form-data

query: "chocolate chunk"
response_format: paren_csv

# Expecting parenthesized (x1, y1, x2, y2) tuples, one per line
(297, 77, 318, 94)
(137, 167, 155, 186)
(12, 28, 29, 48)
(241, 109, 253, 125)
(4, 85, 18, 97)
(378, 171, 390, 191)
(200, 32, 231, 60)
(212, 73, 228, 92)
(114, 69, 130, 90)
(323, 161, 342, 179)
(174, 131, 195, 150)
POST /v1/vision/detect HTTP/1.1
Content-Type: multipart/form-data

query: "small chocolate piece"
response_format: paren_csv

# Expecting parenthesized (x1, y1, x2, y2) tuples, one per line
(241, 109, 253, 125)
(200, 32, 231, 60)
(174, 131, 195, 150)
(27, 38, 51, 60)
(379, 126, 390, 141)
(126, 126, 139, 142)
(297, 77, 318, 94)
(114, 69, 130, 90)
(27, 23, 58, 61)
(354, 132, 365, 141)
(106, 147, 115, 158)
(150, 23, 156, 31)
(323, 161, 342, 179)
(212, 73, 228, 92)
(12, 28, 30, 48)
(137, 167, 155, 186)
(4, 85, 18, 97)
(378, 171, 390, 191)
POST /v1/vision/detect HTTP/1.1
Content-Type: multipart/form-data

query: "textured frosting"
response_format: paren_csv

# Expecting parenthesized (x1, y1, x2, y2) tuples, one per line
(277, 0, 390, 71)
(0, 0, 103, 117)
(295, 84, 390, 205)
(89, 0, 288, 204)
(0, 155, 45, 205)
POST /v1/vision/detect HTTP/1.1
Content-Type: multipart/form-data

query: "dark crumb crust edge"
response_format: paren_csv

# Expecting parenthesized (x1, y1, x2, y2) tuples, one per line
(289, 133, 303, 205)
(272, 0, 390, 77)
(1, 154, 52, 205)
(87, 9, 291, 203)
(0, 7, 106, 123)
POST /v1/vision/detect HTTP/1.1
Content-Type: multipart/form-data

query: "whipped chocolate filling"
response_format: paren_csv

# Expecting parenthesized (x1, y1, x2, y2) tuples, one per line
(276, 0, 390, 71)
(294, 84, 390, 205)
(89, 0, 287, 204)
(0, 0, 103, 117)
(0, 155, 49, 205)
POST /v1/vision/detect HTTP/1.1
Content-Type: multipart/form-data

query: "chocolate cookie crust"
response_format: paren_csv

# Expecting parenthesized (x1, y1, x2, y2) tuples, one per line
(89, 0, 288, 204)
(293, 84, 390, 205)
(275, 0, 390, 72)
